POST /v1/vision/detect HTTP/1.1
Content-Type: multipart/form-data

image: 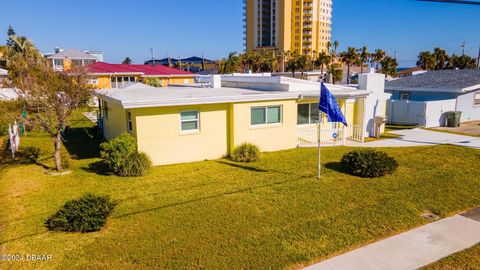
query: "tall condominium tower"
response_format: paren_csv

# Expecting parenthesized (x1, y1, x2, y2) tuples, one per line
(243, 0, 332, 54)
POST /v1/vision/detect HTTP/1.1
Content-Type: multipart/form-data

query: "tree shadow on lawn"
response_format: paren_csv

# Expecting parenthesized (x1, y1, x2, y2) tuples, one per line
(215, 160, 270, 173)
(62, 127, 102, 160)
(114, 174, 309, 219)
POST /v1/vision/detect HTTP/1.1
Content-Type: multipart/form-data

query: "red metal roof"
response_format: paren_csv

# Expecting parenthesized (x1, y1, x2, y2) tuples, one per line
(88, 62, 193, 76)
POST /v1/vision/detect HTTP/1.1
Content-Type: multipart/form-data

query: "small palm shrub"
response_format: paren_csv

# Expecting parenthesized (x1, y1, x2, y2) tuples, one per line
(231, 143, 261, 162)
(340, 149, 398, 178)
(22, 146, 41, 163)
(118, 152, 152, 177)
(45, 194, 116, 232)
(100, 133, 152, 177)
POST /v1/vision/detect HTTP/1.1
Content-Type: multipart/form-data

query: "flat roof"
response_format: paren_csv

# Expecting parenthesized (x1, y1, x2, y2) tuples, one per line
(95, 85, 300, 109)
(95, 82, 370, 109)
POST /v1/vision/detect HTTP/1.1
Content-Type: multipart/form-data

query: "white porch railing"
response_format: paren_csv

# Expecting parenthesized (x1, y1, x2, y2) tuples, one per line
(346, 125, 364, 143)
(297, 124, 364, 147)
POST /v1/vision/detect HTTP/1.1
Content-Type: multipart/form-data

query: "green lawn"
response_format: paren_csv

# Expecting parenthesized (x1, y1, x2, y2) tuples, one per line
(1, 113, 480, 269)
(422, 244, 480, 269)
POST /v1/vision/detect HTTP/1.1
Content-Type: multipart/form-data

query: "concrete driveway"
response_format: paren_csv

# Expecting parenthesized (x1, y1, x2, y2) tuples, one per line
(348, 128, 480, 149)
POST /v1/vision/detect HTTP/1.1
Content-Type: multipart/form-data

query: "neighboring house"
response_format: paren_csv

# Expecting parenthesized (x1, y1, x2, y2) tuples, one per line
(95, 72, 390, 166)
(145, 56, 217, 73)
(45, 48, 102, 71)
(397, 67, 426, 78)
(87, 62, 195, 89)
(385, 70, 480, 127)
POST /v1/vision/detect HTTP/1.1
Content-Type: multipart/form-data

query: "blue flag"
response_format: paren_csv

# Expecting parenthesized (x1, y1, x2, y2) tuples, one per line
(319, 83, 348, 126)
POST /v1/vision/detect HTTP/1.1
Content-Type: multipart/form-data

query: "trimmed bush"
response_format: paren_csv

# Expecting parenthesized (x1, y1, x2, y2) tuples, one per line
(340, 149, 398, 178)
(22, 146, 41, 163)
(100, 133, 137, 174)
(118, 152, 152, 177)
(231, 143, 261, 162)
(45, 194, 116, 232)
(100, 133, 152, 177)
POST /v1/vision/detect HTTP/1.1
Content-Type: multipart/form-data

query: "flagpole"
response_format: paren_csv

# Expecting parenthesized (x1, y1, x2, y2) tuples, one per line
(318, 112, 322, 179)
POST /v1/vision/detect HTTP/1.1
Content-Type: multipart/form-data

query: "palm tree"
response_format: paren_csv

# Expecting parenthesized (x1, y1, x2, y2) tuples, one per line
(417, 51, 436, 70)
(315, 51, 332, 75)
(333, 40, 340, 56)
(433, 47, 448, 70)
(359, 46, 369, 73)
(340, 47, 359, 84)
(371, 49, 386, 70)
(380, 56, 398, 78)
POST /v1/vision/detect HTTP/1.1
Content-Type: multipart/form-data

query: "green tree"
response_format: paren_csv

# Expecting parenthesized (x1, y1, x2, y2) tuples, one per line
(433, 47, 448, 70)
(122, 57, 132, 65)
(340, 47, 359, 84)
(417, 51, 436, 70)
(315, 51, 332, 75)
(218, 52, 239, 74)
(8, 40, 90, 171)
(371, 49, 386, 70)
(328, 64, 343, 85)
(452, 55, 477, 69)
(380, 56, 398, 77)
(359, 46, 369, 74)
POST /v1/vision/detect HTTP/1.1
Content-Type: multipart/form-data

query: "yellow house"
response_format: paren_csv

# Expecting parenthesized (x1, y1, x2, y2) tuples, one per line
(95, 73, 390, 166)
(87, 62, 195, 89)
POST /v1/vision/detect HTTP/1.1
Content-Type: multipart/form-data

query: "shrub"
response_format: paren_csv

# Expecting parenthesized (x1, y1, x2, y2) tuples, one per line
(100, 133, 137, 174)
(118, 152, 152, 177)
(45, 194, 116, 233)
(340, 149, 398, 178)
(231, 143, 261, 162)
(22, 146, 41, 163)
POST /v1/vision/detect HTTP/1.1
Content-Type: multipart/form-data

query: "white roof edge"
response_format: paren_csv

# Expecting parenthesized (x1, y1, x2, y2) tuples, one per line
(385, 87, 463, 93)
(120, 93, 300, 109)
(462, 84, 480, 93)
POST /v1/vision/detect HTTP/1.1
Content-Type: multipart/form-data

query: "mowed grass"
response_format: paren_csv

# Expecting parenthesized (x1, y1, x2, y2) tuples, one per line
(1, 116, 480, 269)
(422, 244, 480, 269)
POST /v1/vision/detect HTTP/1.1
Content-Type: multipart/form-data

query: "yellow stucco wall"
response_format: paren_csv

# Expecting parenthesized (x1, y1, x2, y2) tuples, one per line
(100, 96, 367, 166)
(103, 101, 128, 140)
(133, 104, 229, 166)
(231, 100, 298, 153)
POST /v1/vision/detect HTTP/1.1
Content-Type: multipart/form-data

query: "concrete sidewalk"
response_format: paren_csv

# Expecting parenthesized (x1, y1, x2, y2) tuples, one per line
(348, 128, 480, 149)
(304, 212, 480, 270)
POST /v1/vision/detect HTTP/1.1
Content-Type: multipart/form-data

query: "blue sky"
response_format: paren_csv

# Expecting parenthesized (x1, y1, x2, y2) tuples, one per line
(1, 0, 479, 67)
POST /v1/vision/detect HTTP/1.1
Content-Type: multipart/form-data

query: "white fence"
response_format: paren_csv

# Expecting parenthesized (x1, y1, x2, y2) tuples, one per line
(346, 125, 364, 142)
(297, 125, 363, 147)
(386, 99, 456, 128)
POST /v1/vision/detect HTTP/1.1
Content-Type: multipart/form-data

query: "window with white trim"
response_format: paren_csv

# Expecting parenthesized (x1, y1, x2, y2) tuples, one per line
(180, 111, 199, 131)
(251, 106, 282, 126)
(474, 92, 480, 107)
(297, 103, 319, 125)
(127, 111, 133, 133)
